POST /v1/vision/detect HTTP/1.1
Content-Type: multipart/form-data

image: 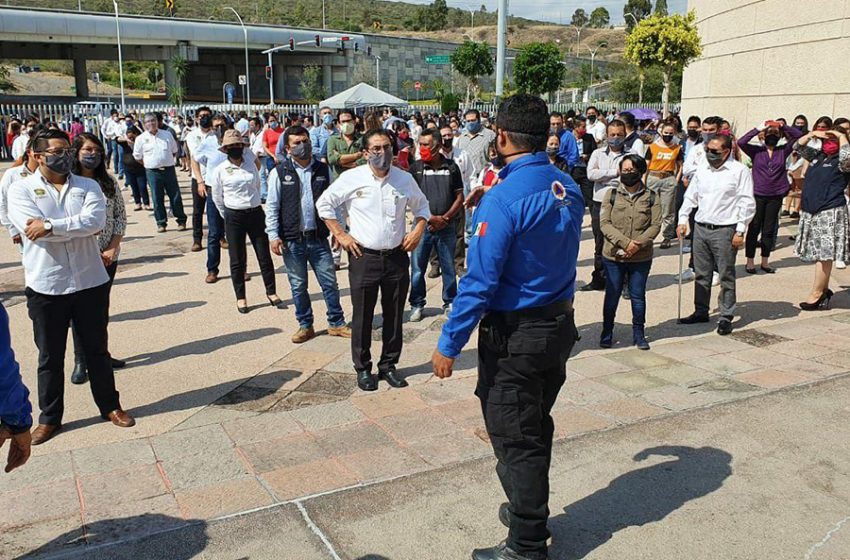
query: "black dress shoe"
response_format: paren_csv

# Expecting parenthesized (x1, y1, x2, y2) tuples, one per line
(472, 542, 544, 560)
(71, 361, 88, 385)
(379, 367, 409, 388)
(717, 318, 733, 336)
(111, 357, 126, 369)
(579, 280, 605, 292)
(498, 502, 511, 528)
(678, 313, 710, 325)
(357, 370, 378, 392)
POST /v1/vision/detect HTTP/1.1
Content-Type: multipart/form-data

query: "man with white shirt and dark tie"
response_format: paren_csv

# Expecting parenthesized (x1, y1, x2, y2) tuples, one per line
(7, 129, 135, 445)
(133, 112, 187, 233)
(677, 134, 756, 335)
(316, 129, 430, 391)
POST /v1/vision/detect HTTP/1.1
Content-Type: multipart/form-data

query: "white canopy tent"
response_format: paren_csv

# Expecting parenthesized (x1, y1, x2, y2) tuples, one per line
(319, 83, 408, 110)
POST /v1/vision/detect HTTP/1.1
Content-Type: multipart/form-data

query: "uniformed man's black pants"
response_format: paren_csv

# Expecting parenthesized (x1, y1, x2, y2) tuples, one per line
(476, 306, 577, 559)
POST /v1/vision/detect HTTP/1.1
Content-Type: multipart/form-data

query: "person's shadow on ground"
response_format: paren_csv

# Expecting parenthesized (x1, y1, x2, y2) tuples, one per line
(549, 445, 732, 559)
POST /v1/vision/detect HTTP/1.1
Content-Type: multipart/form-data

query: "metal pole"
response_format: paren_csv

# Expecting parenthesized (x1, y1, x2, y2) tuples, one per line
(589, 52, 595, 88)
(495, 0, 507, 101)
(267, 51, 274, 105)
(322, 0, 326, 29)
(677, 236, 684, 322)
(375, 56, 381, 89)
(112, 0, 125, 113)
(227, 7, 250, 109)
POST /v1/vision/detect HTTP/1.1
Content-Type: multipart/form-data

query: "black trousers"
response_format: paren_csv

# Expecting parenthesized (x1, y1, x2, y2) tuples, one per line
(223, 207, 277, 300)
(570, 166, 594, 209)
(745, 194, 784, 259)
(590, 201, 605, 280)
(72, 261, 118, 366)
(348, 249, 410, 373)
(26, 282, 121, 425)
(191, 178, 205, 244)
(476, 308, 577, 558)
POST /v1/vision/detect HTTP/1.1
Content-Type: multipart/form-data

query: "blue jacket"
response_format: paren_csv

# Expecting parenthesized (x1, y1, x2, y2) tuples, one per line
(438, 152, 584, 358)
(557, 130, 579, 171)
(0, 303, 31, 430)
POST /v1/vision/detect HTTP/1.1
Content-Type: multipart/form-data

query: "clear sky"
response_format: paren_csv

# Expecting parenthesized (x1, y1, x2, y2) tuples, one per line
(412, 0, 690, 25)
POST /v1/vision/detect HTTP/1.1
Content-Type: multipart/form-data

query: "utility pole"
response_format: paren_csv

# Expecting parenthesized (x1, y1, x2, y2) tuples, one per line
(112, 0, 125, 113)
(495, 0, 507, 101)
(226, 6, 250, 108)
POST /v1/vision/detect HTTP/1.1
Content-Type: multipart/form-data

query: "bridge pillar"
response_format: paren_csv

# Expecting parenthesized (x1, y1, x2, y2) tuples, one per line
(164, 58, 177, 94)
(273, 63, 286, 104)
(322, 61, 332, 96)
(73, 58, 89, 99)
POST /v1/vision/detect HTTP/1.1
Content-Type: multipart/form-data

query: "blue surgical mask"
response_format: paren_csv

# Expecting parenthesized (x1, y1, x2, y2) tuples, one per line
(323, 114, 334, 127)
(466, 120, 482, 134)
(608, 137, 625, 150)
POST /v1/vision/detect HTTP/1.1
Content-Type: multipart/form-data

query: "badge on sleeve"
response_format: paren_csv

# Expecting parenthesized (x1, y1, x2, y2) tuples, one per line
(473, 222, 488, 237)
(33, 188, 46, 197)
(551, 181, 566, 200)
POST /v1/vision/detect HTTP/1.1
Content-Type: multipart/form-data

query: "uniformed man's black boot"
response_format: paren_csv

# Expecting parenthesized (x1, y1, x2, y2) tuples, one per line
(71, 357, 88, 385)
(472, 542, 545, 560)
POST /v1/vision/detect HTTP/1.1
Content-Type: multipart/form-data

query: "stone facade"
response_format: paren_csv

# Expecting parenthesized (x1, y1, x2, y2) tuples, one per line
(680, 0, 850, 128)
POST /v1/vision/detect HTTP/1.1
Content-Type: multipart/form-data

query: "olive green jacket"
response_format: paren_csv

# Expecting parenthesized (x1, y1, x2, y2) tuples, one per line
(599, 183, 662, 262)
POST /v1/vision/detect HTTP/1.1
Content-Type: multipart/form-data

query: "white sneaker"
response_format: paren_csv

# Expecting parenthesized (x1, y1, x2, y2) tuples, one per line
(677, 268, 695, 282)
(712, 271, 720, 286)
(837, 261, 847, 270)
(409, 307, 423, 322)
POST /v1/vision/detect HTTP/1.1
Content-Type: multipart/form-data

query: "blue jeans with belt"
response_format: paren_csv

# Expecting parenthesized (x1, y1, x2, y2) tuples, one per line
(410, 226, 457, 310)
(146, 166, 186, 227)
(282, 234, 345, 329)
(602, 258, 652, 329)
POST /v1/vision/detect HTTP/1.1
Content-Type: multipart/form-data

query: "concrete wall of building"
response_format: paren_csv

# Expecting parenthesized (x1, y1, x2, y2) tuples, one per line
(680, 0, 850, 128)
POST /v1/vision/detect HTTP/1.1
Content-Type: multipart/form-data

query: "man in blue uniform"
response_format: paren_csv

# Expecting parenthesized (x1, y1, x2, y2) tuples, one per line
(0, 302, 33, 473)
(432, 94, 584, 560)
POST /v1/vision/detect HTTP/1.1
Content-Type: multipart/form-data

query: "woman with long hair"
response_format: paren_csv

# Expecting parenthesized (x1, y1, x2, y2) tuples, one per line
(545, 132, 570, 173)
(69, 132, 126, 384)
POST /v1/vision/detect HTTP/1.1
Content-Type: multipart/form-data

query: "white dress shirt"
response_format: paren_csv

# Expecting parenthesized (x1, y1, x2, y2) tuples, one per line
(185, 127, 213, 181)
(7, 173, 109, 295)
(683, 142, 707, 180)
(0, 164, 38, 238)
(587, 147, 627, 203)
(678, 157, 756, 234)
(316, 164, 431, 250)
(133, 129, 178, 169)
(587, 120, 607, 143)
(209, 157, 261, 217)
(10, 134, 28, 160)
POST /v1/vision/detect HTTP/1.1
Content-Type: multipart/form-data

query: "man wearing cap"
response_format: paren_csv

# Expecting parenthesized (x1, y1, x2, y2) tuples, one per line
(432, 94, 584, 560)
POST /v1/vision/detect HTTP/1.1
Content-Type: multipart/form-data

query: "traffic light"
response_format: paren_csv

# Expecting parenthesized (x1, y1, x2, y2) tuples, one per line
(288, 38, 294, 51)
(315, 35, 321, 47)
(265, 66, 271, 80)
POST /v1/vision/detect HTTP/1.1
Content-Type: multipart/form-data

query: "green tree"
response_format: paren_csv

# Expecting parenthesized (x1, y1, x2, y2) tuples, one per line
(451, 40, 494, 103)
(0, 66, 16, 93)
(609, 64, 682, 103)
(432, 0, 449, 29)
(167, 55, 188, 107)
(624, 0, 652, 32)
(589, 7, 610, 28)
(654, 0, 668, 16)
(430, 78, 446, 100)
(513, 41, 564, 96)
(299, 65, 327, 102)
(624, 11, 702, 116)
(401, 79, 414, 100)
(571, 8, 588, 27)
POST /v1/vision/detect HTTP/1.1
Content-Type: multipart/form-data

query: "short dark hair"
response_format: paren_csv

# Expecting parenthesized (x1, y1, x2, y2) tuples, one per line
(31, 128, 69, 152)
(110, 109, 118, 116)
(464, 108, 480, 120)
(338, 109, 355, 120)
(249, 117, 262, 127)
(495, 94, 549, 152)
(687, 115, 701, 126)
(126, 125, 141, 136)
(566, 109, 577, 119)
(620, 111, 636, 129)
(586, 105, 599, 114)
(703, 116, 724, 128)
(196, 106, 213, 116)
(284, 125, 310, 146)
(550, 111, 563, 119)
(606, 119, 626, 134)
(418, 127, 439, 145)
(619, 154, 647, 176)
(362, 128, 392, 148)
(25, 124, 46, 151)
(709, 134, 733, 150)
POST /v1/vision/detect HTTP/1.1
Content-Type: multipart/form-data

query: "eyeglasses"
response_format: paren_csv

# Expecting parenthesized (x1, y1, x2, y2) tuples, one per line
(366, 145, 392, 155)
(40, 148, 72, 156)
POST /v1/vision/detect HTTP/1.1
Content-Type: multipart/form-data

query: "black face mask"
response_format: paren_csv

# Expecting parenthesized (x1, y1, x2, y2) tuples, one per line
(661, 134, 675, 144)
(620, 171, 642, 187)
(687, 129, 699, 140)
(226, 147, 243, 160)
(198, 115, 213, 129)
(764, 134, 780, 147)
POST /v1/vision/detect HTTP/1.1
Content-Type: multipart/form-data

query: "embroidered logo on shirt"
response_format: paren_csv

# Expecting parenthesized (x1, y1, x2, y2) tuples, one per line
(355, 190, 364, 197)
(284, 175, 293, 181)
(473, 222, 488, 237)
(551, 181, 566, 200)
(33, 188, 46, 196)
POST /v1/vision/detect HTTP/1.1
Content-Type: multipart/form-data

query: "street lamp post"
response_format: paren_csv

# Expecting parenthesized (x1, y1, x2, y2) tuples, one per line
(226, 6, 250, 109)
(625, 12, 639, 28)
(322, 0, 326, 29)
(587, 43, 605, 89)
(112, 0, 125, 113)
(374, 55, 382, 89)
(572, 22, 587, 57)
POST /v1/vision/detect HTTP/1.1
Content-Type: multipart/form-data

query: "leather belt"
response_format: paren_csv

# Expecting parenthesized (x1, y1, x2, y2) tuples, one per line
(696, 222, 735, 230)
(489, 300, 574, 325)
(649, 170, 674, 178)
(361, 245, 404, 256)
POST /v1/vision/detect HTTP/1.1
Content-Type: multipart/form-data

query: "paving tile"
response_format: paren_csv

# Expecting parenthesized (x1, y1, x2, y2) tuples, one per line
(221, 411, 304, 445)
(733, 347, 800, 368)
(414, 378, 477, 406)
(0, 515, 83, 559)
(339, 445, 429, 483)
(768, 340, 835, 360)
(0, 451, 74, 493)
(684, 354, 758, 375)
(588, 397, 668, 423)
(729, 329, 791, 347)
(72, 439, 156, 476)
(643, 363, 719, 386)
(273, 349, 342, 372)
(151, 424, 234, 462)
(297, 370, 358, 397)
(649, 341, 722, 361)
(261, 459, 359, 501)
(690, 378, 762, 397)
(290, 399, 366, 431)
(172, 407, 259, 432)
(79, 464, 169, 509)
(691, 336, 754, 353)
(175, 476, 274, 519)
(826, 311, 850, 324)
(800, 332, 850, 350)
(0, 478, 80, 528)
(594, 370, 671, 394)
(551, 405, 616, 438)
(733, 369, 816, 389)
(268, 391, 346, 412)
(375, 408, 460, 442)
(567, 355, 635, 378)
(313, 421, 396, 456)
(351, 388, 429, 418)
(83, 494, 185, 544)
(406, 430, 491, 466)
(774, 357, 845, 379)
(160, 448, 250, 491)
(812, 350, 850, 369)
(434, 398, 485, 430)
(606, 349, 675, 370)
(641, 385, 730, 411)
(240, 433, 328, 473)
(561, 378, 628, 406)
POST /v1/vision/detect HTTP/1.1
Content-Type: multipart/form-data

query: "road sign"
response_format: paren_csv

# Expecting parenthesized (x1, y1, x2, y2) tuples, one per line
(238, 74, 247, 85)
(414, 81, 421, 90)
(425, 55, 451, 65)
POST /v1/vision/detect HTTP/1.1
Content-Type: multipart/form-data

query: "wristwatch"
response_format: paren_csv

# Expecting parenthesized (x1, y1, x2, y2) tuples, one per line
(43, 219, 53, 232)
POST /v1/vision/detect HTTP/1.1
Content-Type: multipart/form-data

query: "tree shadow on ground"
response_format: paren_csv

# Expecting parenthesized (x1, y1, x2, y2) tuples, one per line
(17, 513, 207, 560)
(110, 301, 206, 322)
(112, 271, 189, 286)
(549, 445, 732, 559)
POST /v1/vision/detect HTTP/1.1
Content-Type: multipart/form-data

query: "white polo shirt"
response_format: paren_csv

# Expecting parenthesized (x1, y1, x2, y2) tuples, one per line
(0, 164, 38, 238)
(7, 173, 109, 295)
(133, 129, 178, 169)
(315, 164, 431, 251)
(208, 157, 261, 216)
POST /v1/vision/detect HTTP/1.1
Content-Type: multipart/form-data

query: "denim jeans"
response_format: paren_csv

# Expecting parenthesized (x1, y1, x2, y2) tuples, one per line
(602, 258, 652, 329)
(124, 169, 149, 206)
(410, 226, 457, 309)
(146, 167, 186, 227)
(110, 138, 124, 176)
(282, 236, 345, 329)
(206, 196, 225, 273)
(257, 156, 269, 201)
